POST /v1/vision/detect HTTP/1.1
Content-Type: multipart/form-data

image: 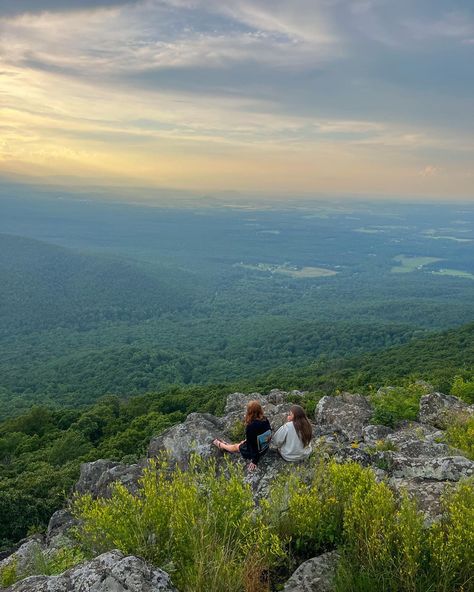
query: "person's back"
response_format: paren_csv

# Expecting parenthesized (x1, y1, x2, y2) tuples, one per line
(273, 405, 312, 462)
(243, 417, 272, 461)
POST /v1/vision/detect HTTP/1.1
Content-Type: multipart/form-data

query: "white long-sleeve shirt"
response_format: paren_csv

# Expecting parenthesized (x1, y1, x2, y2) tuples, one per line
(272, 421, 312, 462)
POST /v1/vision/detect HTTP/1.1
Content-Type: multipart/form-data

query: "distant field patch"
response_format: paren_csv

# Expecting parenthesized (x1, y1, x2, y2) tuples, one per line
(391, 255, 442, 274)
(354, 227, 385, 234)
(432, 269, 474, 280)
(424, 235, 473, 243)
(237, 263, 337, 278)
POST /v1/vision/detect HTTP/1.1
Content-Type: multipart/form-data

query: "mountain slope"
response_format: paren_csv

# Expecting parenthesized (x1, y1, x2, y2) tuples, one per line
(0, 234, 198, 336)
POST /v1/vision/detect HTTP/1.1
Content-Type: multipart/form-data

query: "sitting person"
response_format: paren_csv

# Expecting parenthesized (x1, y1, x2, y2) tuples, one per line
(213, 400, 271, 471)
(272, 404, 313, 461)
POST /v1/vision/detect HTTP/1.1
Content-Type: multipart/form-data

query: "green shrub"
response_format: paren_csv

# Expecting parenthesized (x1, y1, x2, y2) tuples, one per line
(228, 420, 246, 442)
(267, 459, 376, 559)
(451, 376, 474, 404)
(444, 414, 474, 460)
(72, 455, 283, 592)
(370, 384, 425, 427)
(428, 480, 474, 591)
(0, 558, 18, 587)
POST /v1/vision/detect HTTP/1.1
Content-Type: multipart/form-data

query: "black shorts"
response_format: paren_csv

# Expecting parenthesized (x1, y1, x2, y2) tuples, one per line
(239, 441, 253, 459)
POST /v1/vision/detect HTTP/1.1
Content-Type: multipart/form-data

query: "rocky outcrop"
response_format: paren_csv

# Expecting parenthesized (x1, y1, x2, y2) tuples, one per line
(283, 551, 339, 592)
(147, 412, 224, 465)
(75, 459, 143, 498)
(315, 393, 372, 442)
(5, 387, 471, 592)
(5, 550, 177, 592)
(419, 392, 473, 428)
(389, 454, 474, 481)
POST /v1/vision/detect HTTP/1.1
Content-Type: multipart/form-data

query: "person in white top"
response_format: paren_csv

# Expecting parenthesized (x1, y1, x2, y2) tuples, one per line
(272, 404, 313, 461)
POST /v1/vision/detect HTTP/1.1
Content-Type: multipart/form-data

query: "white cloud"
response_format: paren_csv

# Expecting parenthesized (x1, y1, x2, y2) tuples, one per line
(0, 0, 341, 79)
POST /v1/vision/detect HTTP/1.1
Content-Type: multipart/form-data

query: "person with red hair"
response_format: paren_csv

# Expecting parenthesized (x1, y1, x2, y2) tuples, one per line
(213, 400, 272, 471)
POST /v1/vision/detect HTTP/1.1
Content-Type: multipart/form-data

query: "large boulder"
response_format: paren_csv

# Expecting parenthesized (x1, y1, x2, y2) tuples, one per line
(385, 424, 452, 458)
(389, 454, 474, 481)
(222, 391, 295, 434)
(419, 392, 473, 429)
(75, 459, 143, 498)
(5, 550, 177, 592)
(148, 412, 224, 465)
(315, 394, 372, 442)
(283, 551, 339, 592)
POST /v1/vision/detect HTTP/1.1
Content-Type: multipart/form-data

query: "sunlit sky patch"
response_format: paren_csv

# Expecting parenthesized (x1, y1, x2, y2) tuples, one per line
(0, 0, 473, 200)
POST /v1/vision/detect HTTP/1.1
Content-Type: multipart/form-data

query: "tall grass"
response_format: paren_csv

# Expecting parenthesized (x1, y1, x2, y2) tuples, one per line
(70, 455, 474, 592)
(72, 456, 282, 592)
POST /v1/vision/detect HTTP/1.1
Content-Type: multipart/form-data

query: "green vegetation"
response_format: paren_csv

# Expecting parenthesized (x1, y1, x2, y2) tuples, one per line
(369, 384, 427, 427)
(1, 321, 474, 550)
(0, 387, 228, 549)
(444, 415, 474, 460)
(451, 376, 474, 404)
(73, 457, 282, 592)
(69, 455, 474, 592)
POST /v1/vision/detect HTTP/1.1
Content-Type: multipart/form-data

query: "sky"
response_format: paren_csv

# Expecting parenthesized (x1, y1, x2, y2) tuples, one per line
(0, 0, 473, 200)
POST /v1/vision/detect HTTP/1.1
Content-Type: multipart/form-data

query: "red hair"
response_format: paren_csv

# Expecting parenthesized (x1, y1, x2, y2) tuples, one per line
(245, 400, 264, 424)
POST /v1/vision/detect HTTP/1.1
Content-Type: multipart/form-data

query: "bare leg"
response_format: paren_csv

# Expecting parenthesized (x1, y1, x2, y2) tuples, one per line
(212, 439, 244, 453)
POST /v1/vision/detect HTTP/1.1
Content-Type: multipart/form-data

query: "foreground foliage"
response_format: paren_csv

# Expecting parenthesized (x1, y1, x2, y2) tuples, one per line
(70, 455, 474, 592)
(73, 457, 283, 592)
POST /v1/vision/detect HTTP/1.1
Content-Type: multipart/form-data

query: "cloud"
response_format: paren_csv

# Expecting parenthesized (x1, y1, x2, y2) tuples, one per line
(0, 0, 136, 17)
(0, 0, 473, 198)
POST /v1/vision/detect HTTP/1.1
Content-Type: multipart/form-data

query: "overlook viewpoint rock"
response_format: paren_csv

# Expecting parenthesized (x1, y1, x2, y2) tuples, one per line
(2, 388, 473, 592)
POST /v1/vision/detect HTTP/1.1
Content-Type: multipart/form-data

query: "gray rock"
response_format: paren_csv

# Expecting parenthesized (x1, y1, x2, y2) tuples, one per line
(390, 454, 474, 481)
(419, 392, 473, 429)
(283, 551, 339, 592)
(0, 537, 45, 580)
(75, 459, 143, 498)
(148, 412, 224, 466)
(315, 394, 372, 442)
(385, 424, 452, 458)
(389, 478, 454, 522)
(45, 510, 78, 551)
(362, 424, 393, 444)
(6, 550, 177, 592)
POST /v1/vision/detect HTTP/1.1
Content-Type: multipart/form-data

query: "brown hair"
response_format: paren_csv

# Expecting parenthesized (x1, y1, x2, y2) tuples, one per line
(290, 405, 313, 447)
(245, 400, 264, 424)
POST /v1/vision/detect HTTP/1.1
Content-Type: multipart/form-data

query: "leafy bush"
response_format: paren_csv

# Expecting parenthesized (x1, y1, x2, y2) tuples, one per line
(266, 459, 376, 559)
(0, 558, 18, 588)
(370, 384, 426, 427)
(444, 414, 474, 460)
(451, 376, 474, 404)
(72, 455, 283, 592)
(428, 480, 474, 591)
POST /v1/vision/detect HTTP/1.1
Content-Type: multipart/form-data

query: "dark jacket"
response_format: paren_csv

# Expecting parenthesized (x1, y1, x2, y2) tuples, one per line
(240, 417, 271, 464)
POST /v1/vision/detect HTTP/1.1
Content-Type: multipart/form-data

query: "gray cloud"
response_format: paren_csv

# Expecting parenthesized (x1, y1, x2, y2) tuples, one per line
(0, 0, 137, 17)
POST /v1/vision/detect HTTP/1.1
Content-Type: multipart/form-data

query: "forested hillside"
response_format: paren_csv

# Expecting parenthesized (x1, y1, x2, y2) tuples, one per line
(0, 234, 197, 336)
